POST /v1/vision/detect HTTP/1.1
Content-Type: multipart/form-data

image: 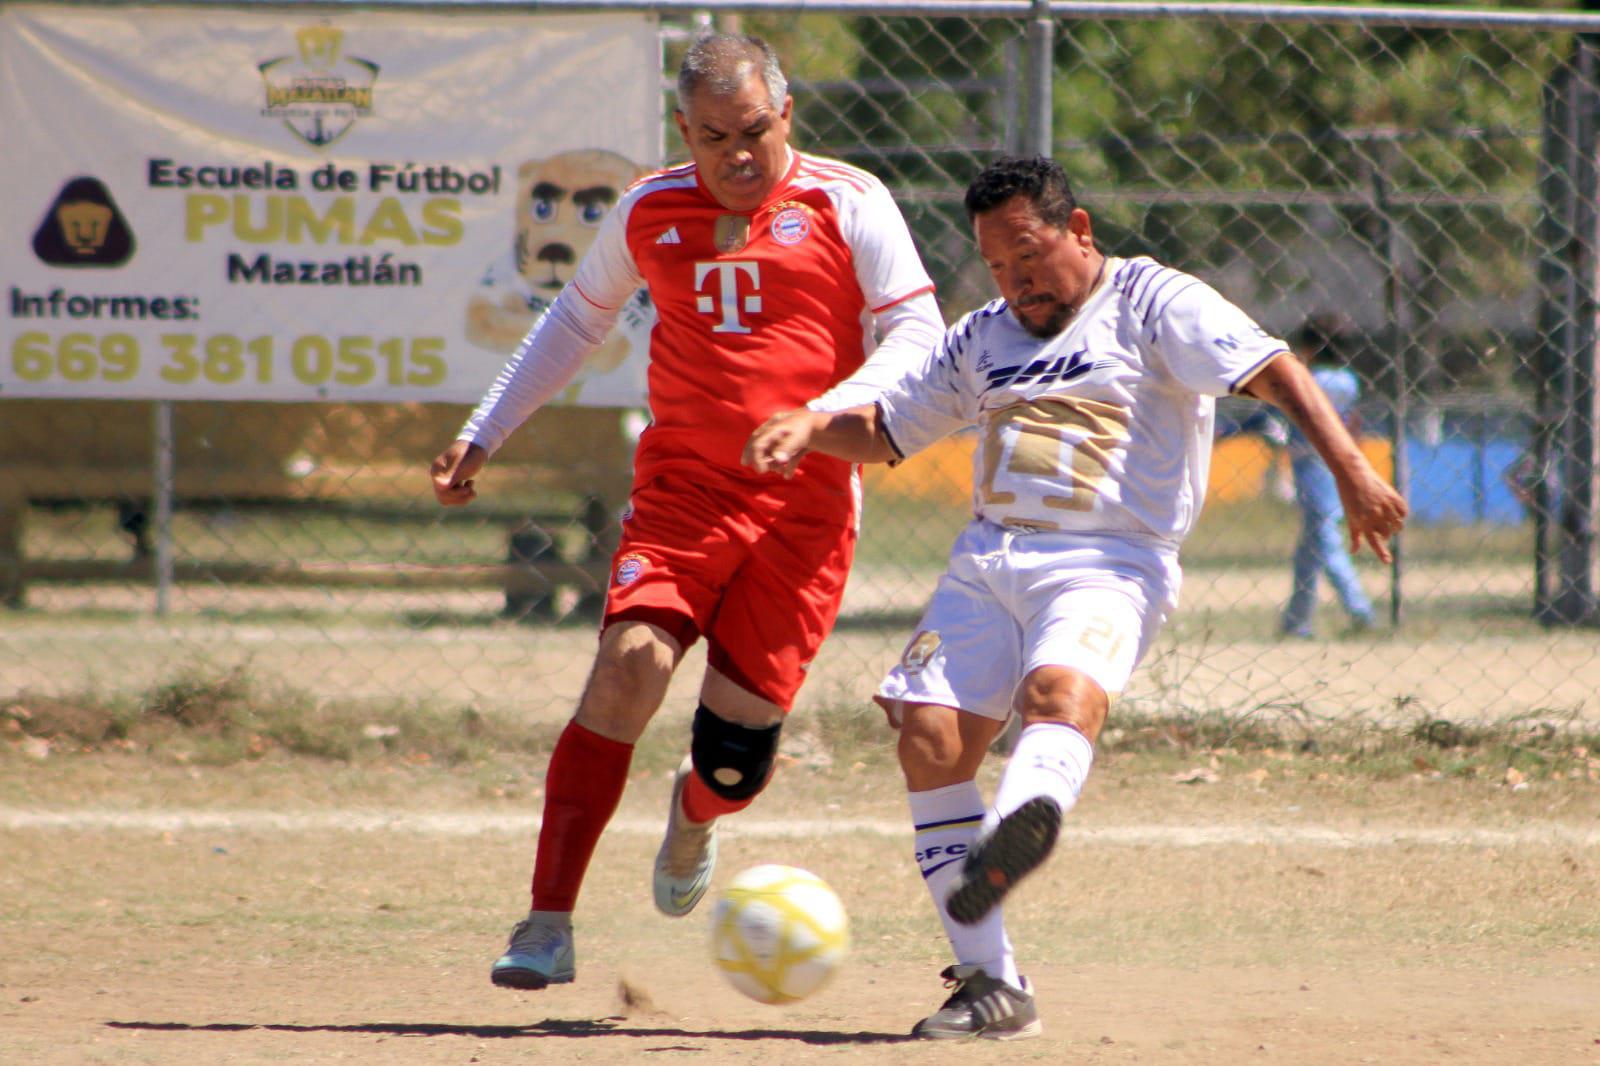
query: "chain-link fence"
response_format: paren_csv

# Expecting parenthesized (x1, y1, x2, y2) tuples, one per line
(5, 1, 1599, 726)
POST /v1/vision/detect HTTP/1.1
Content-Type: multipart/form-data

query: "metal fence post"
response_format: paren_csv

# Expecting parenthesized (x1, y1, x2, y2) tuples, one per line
(1001, 34, 1022, 154)
(994, 1, 1054, 758)
(153, 400, 174, 617)
(1535, 64, 1571, 622)
(1373, 147, 1408, 628)
(1555, 38, 1600, 624)
(1024, 0, 1052, 157)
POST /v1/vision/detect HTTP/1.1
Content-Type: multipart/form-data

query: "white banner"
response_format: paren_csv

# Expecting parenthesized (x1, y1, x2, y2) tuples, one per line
(0, 5, 660, 405)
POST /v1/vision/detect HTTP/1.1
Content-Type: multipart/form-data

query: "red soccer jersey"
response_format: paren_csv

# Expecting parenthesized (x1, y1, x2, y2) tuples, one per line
(569, 150, 934, 489)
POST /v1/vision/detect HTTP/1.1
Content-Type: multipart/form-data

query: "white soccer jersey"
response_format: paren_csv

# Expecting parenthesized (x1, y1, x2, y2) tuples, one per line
(873, 256, 1287, 543)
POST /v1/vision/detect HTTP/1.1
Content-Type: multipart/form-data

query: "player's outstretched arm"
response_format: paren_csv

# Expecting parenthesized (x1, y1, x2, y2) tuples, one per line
(744, 404, 895, 479)
(1240, 353, 1407, 561)
(431, 440, 488, 506)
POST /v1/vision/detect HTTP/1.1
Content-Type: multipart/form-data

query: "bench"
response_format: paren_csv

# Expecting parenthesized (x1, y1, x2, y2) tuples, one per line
(0, 402, 635, 616)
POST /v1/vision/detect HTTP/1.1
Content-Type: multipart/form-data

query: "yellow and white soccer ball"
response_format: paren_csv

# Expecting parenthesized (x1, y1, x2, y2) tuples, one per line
(710, 864, 849, 1005)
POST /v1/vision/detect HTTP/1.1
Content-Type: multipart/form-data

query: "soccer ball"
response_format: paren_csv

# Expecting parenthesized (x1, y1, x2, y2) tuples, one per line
(710, 864, 849, 1005)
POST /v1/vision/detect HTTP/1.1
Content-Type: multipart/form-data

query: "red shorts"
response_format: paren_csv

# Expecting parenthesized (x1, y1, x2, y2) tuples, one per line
(602, 455, 858, 711)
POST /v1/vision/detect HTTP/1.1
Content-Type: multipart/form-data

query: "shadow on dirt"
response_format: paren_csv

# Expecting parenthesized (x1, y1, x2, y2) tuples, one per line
(106, 1017, 913, 1044)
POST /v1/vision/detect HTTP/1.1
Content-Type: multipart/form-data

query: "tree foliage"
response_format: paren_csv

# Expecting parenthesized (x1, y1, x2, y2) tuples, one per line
(718, 9, 1575, 392)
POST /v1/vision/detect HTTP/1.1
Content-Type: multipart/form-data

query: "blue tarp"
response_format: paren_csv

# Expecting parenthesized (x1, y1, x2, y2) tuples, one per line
(1404, 438, 1527, 526)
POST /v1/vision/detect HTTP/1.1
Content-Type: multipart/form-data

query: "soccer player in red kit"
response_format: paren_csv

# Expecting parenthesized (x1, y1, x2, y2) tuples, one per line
(430, 33, 943, 990)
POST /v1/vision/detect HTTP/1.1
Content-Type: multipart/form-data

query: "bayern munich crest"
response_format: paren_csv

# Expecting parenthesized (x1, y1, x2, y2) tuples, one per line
(770, 206, 810, 245)
(615, 553, 647, 586)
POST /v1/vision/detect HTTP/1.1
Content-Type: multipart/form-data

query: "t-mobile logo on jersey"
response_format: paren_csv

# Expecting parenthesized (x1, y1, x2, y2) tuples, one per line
(694, 260, 761, 334)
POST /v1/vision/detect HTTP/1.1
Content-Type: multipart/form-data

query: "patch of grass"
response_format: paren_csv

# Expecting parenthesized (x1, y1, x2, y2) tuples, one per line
(1, 668, 561, 767)
(1099, 703, 1600, 784)
(1182, 496, 1536, 568)
(0, 666, 899, 778)
(8, 668, 1599, 787)
(781, 698, 898, 771)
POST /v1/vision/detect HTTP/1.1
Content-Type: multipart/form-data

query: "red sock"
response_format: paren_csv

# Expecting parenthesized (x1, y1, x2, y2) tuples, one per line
(530, 721, 633, 912)
(680, 763, 772, 824)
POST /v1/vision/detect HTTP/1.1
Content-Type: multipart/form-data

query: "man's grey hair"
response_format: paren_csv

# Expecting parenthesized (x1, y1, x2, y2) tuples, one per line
(677, 33, 788, 109)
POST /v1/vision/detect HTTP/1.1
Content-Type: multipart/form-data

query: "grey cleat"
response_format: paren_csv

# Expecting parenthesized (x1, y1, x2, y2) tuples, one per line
(652, 755, 718, 917)
(911, 964, 1041, 1040)
(489, 911, 575, 989)
(946, 796, 1062, 926)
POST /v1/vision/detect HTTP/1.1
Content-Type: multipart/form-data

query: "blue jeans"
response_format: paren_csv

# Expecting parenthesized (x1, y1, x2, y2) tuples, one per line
(1282, 456, 1373, 635)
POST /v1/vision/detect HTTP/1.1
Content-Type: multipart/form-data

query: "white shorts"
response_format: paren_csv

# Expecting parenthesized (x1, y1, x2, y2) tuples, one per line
(876, 520, 1181, 724)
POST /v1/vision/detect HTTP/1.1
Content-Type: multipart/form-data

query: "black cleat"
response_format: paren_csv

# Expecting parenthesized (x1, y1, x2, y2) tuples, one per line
(911, 965, 1041, 1040)
(945, 796, 1061, 925)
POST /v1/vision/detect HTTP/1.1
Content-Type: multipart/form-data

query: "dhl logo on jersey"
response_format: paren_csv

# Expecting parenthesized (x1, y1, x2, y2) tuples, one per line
(982, 345, 1112, 395)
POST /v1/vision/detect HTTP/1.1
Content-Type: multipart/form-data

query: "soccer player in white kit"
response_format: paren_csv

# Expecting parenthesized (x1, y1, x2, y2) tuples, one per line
(744, 156, 1407, 1039)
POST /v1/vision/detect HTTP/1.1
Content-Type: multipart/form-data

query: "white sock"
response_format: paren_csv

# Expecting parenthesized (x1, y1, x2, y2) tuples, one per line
(528, 909, 572, 927)
(908, 781, 1019, 988)
(993, 721, 1096, 822)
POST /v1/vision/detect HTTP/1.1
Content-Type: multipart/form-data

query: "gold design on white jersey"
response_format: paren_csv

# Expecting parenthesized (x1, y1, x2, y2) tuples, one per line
(1075, 614, 1128, 663)
(979, 397, 1132, 526)
(900, 630, 942, 674)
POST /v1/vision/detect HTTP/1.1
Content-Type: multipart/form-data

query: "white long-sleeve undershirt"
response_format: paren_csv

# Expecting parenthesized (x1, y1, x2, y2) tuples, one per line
(458, 287, 944, 456)
(456, 289, 620, 456)
(806, 291, 944, 413)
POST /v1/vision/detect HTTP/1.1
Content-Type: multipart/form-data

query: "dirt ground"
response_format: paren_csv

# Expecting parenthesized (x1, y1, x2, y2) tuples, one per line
(3, 751, 1598, 1065)
(4, 949, 1595, 1065)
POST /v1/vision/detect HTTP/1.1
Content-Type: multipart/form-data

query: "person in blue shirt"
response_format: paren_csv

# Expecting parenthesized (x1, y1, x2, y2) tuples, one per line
(1273, 315, 1376, 638)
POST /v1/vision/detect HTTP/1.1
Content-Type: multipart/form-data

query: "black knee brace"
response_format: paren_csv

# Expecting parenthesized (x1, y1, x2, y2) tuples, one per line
(690, 703, 781, 801)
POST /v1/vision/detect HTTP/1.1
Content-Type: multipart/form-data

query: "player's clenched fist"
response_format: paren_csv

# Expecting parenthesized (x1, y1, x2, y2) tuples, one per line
(431, 440, 488, 506)
(744, 409, 820, 479)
